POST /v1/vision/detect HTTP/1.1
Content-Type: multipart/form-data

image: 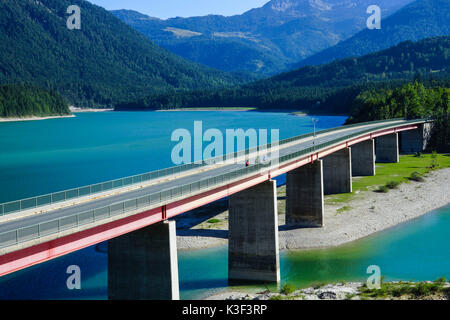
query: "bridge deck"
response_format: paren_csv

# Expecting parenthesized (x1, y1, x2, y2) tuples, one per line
(0, 120, 407, 234)
(0, 119, 427, 275)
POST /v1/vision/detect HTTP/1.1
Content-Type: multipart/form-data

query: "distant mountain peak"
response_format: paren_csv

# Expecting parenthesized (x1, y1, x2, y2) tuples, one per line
(268, 0, 333, 14)
(260, 0, 412, 21)
(295, 0, 450, 68)
(308, 0, 332, 11)
(270, 0, 297, 12)
(112, 0, 414, 75)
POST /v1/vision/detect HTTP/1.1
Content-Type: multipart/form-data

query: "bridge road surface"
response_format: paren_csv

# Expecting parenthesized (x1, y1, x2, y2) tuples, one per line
(0, 120, 407, 238)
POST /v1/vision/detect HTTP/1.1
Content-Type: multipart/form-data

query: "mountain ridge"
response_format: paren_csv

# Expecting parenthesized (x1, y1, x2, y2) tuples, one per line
(116, 35, 450, 114)
(295, 0, 450, 68)
(112, 0, 413, 75)
(0, 0, 243, 107)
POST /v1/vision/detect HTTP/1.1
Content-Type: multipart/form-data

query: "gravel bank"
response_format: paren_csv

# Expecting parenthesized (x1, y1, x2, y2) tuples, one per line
(205, 281, 450, 300)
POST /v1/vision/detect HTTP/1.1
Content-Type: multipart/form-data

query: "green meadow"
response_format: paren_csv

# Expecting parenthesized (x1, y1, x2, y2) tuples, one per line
(326, 153, 450, 205)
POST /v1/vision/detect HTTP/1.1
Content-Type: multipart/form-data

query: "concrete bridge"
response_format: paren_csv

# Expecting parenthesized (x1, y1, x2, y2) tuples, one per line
(0, 118, 432, 299)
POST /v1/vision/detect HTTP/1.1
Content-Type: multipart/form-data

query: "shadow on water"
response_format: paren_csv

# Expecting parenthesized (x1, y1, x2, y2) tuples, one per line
(0, 245, 108, 300)
(173, 198, 229, 229)
(95, 241, 108, 253)
(177, 229, 228, 239)
(180, 278, 228, 291)
(0, 288, 107, 301)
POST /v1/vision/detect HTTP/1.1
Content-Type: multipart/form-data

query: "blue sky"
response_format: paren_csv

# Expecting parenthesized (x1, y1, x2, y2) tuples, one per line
(88, 0, 270, 19)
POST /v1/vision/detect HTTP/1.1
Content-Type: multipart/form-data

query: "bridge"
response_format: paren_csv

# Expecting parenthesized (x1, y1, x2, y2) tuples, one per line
(0, 118, 432, 299)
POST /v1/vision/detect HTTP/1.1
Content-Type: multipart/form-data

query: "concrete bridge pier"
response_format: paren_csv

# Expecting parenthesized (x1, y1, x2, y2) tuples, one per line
(286, 160, 324, 227)
(322, 148, 352, 195)
(351, 139, 376, 176)
(376, 133, 399, 163)
(228, 180, 280, 283)
(108, 220, 179, 300)
(400, 123, 433, 154)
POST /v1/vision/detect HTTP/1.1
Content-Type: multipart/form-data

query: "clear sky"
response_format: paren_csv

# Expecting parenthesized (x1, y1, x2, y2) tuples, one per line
(88, 0, 270, 19)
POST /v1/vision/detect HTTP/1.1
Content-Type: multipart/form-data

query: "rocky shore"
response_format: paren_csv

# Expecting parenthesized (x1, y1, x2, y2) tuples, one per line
(206, 281, 450, 300)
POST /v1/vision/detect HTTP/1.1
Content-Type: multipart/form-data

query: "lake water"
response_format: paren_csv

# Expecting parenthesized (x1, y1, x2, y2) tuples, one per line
(0, 112, 448, 300)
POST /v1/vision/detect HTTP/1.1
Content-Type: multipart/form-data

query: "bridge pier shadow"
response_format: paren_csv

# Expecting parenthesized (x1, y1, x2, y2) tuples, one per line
(176, 229, 228, 239)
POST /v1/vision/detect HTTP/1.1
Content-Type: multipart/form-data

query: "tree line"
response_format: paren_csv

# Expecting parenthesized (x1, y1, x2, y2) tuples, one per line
(346, 82, 449, 152)
(0, 85, 70, 118)
(117, 36, 450, 116)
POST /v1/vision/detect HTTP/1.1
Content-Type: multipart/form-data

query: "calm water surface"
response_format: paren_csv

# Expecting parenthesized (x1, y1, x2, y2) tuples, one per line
(0, 112, 447, 300)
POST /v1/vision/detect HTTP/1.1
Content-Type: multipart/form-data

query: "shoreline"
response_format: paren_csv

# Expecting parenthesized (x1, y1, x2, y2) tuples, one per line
(155, 107, 257, 112)
(175, 166, 450, 251)
(69, 106, 114, 113)
(117, 107, 319, 115)
(0, 114, 75, 123)
(113, 107, 349, 117)
(206, 280, 450, 300)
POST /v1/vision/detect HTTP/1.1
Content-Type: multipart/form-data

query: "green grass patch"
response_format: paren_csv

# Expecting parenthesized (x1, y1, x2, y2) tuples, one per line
(408, 171, 424, 182)
(310, 281, 328, 289)
(375, 180, 403, 193)
(375, 185, 390, 193)
(280, 283, 296, 295)
(386, 180, 402, 189)
(207, 219, 221, 224)
(326, 154, 450, 204)
(359, 278, 448, 299)
(336, 206, 352, 214)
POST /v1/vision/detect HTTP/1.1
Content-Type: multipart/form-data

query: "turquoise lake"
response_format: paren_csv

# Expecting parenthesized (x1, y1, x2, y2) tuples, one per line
(0, 111, 448, 300)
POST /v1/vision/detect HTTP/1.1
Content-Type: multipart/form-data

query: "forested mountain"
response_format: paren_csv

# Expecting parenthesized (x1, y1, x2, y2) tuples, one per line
(0, 85, 70, 118)
(112, 0, 412, 75)
(347, 82, 448, 124)
(295, 0, 450, 68)
(116, 36, 450, 115)
(269, 36, 450, 87)
(0, 0, 244, 108)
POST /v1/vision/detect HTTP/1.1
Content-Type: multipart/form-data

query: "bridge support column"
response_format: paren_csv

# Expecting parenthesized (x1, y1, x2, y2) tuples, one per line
(286, 160, 324, 227)
(322, 148, 352, 195)
(376, 133, 399, 163)
(228, 180, 280, 283)
(108, 220, 179, 300)
(400, 123, 433, 154)
(351, 139, 376, 176)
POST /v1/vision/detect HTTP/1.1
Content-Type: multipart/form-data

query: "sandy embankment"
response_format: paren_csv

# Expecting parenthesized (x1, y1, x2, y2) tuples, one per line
(174, 168, 450, 251)
(0, 115, 75, 122)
